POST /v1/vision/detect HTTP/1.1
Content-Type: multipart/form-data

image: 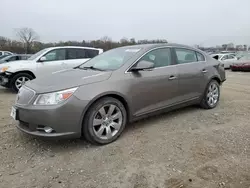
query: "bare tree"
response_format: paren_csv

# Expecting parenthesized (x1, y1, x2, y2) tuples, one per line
(16, 27, 39, 53)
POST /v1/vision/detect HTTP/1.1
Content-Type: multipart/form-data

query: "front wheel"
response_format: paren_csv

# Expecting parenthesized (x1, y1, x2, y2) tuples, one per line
(83, 97, 127, 145)
(10, 73, 33, 92)
(200, 80, 220, 109)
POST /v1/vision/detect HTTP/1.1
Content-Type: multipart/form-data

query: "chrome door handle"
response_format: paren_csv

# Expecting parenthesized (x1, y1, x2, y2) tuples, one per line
(168, 76, 177, 80)
(202, 69, 207, 73)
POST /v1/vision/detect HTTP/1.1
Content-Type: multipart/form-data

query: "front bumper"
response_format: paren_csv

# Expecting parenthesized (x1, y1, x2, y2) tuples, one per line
(14, 95, 89, 139)
(0, 72, 10, 87)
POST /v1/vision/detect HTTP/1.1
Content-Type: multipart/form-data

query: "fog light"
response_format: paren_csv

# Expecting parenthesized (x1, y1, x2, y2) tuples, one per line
(44, 127, 54, 133)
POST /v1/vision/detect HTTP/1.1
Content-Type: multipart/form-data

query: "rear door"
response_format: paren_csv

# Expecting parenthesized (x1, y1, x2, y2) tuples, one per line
(36, 48, 68, 78)
(173, 48, 207, 101)
(129, 47, 179, 116)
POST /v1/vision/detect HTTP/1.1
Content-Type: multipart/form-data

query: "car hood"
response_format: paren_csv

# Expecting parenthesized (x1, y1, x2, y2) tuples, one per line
(0, 60, 33, 69)
(25, 68, 112, 93)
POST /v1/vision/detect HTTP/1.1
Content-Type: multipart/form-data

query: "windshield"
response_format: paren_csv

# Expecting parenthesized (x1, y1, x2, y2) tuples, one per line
(28, 48, 48, 60)
(78, 47, 142, 71)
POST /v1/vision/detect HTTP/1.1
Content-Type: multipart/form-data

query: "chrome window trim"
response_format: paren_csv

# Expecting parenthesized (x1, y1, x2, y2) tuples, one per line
(16, 85, 36, 106)
(125, 46, 206, 73)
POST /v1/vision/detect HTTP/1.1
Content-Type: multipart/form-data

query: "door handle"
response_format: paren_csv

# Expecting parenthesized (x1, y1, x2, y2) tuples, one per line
(202, 69, 207, 73)
(168, 75, 177, 80)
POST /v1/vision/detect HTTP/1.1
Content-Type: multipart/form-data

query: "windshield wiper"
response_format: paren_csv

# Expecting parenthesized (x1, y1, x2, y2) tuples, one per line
(78, 66, 104, 71)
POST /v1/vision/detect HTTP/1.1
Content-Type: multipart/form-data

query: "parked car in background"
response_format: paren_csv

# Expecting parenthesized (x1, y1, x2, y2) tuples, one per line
(11, 43, 226, 145)
(0, 54, 32, 64)
(235, 51, 250, 60)
(211, 53, 237, 68)
(230, 54, 250, 71)
(0, 46, 103, 91)
(0, 51, 13, 57)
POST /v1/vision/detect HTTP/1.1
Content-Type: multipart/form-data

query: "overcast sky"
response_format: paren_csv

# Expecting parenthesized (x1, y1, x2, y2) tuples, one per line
(1, 0, 250, 46)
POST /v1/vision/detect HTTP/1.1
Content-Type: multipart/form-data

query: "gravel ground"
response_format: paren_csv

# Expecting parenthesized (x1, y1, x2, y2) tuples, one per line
(0, 71, 250, 188)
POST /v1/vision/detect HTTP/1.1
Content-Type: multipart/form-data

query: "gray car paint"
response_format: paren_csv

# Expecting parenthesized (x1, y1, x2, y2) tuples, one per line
(14, 43, 226, 139)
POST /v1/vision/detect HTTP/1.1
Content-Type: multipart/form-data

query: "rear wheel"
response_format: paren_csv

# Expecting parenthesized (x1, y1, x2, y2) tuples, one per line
(10, 73, 33, 92)
(200, 80, 220, 109)
(83, 97, 127, 145)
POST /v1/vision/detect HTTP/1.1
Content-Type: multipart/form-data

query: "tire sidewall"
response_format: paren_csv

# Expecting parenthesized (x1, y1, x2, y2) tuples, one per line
(84, 98, 127, 145)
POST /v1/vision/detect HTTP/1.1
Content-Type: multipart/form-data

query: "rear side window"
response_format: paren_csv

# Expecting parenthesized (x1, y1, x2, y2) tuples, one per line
(20, 56, 29, 60)
(175, 48, 197, 64)
(196, 52, 205, 61)
(67, 49, 87, 60)
(85, 49, 99, 58)
(43, 49, 66, 62)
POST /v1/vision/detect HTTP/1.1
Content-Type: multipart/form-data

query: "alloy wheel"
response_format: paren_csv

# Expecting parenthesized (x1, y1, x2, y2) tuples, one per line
(15, 76, 30, 90)
(93, 104, 123, 140)
(206, 83, 219, 107)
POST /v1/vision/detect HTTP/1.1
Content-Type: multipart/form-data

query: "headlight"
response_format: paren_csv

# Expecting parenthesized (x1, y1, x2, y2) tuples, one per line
(33, 87, 78, 105)
(0, 66, 9, 73)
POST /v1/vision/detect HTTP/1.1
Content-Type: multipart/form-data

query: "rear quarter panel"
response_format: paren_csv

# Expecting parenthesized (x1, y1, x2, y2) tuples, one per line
(204, 56, 225, 84)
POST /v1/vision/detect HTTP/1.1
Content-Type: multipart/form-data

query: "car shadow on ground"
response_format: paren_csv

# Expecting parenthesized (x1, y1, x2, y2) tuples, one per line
(0, 87, 15, 94)
(16, 105, 200, 154)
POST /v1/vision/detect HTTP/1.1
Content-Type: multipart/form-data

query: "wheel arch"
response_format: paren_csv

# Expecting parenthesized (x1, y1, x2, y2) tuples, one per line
(210, 76, 221, 85)
(10, 70, 36, 79)
(80, 92, 131, 133)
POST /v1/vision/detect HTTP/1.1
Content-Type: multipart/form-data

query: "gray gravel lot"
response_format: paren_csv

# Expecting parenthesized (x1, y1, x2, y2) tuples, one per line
(0, 71, 250, 188)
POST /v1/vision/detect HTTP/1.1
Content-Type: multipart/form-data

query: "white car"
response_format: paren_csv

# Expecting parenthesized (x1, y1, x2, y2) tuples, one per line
(0, 51, 13, 57)
(0, 46, 103, 91)
(211, 53, 237, 68)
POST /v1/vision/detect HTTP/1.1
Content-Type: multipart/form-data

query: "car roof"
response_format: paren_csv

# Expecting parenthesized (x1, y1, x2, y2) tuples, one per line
(212, 53, 234, 56)
(116, 43, 203, 51)
(45, 46, 103, 51)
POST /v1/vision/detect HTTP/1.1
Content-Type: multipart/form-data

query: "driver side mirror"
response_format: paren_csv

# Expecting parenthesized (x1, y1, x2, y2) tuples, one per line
(130, 60, 154, 72)
(39, 56, 46, 62)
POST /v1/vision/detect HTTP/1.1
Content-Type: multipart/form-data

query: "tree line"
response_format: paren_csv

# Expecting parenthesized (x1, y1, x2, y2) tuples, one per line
(0, 28, 168, 54)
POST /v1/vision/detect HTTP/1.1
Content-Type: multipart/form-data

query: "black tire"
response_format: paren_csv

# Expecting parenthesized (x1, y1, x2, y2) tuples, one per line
(10, 73, 34, 92)
(82, 97, 127, 145)
(200, 80, 220, 109)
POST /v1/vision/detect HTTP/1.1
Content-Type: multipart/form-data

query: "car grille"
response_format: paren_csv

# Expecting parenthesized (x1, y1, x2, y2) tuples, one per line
(16, 86, 36, 105)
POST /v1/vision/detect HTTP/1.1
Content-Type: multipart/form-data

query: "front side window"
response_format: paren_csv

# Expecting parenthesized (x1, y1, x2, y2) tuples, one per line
(175, 48, 197, 64)
(79, 47, 141, 71)
(139, 48, 172, 68)
(43, 49, 66, 62)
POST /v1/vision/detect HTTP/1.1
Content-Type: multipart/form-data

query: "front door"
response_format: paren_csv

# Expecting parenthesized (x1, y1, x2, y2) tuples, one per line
(128, 47, 179, 117)
(173, 48, 207, 102)
(35, 48, 68, 78)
